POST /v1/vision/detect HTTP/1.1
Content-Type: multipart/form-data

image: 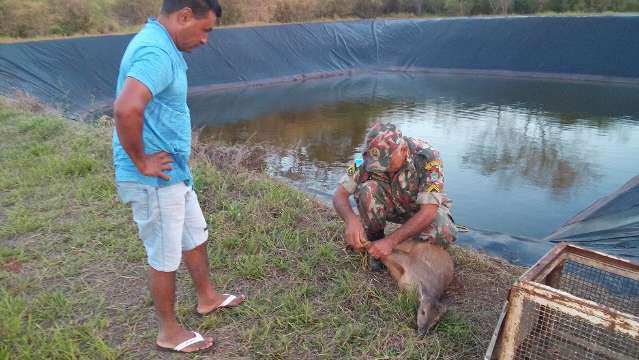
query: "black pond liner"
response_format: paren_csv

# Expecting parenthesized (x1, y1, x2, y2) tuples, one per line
(2, 16, 639, 118)
(1, 16, 637, 265)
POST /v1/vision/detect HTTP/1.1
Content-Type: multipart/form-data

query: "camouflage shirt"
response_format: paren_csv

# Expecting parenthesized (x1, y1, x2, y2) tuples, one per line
(339, 137, 450, 210)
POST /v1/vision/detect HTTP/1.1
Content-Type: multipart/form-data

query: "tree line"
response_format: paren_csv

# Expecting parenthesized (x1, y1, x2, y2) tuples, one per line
(1, 0, 637, 39)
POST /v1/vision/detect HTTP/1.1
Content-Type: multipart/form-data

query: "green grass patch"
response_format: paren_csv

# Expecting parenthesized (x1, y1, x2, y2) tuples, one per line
(0, 289, 118, 359)
(0, 102, 522, 358)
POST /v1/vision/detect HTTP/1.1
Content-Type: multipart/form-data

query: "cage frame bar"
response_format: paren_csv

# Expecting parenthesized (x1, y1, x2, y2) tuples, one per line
(485, 242, 639, 360)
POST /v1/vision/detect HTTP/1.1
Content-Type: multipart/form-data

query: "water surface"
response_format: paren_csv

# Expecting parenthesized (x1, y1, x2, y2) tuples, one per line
(191, 73, 639, 264)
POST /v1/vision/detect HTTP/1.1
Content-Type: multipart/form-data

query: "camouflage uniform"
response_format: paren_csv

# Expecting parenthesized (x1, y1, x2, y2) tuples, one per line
(339, 123, 457, 246)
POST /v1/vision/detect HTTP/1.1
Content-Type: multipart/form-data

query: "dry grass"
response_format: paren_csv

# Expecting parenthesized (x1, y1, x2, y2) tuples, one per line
(195, 140, 270, 173)
(0, 91, 61, 117)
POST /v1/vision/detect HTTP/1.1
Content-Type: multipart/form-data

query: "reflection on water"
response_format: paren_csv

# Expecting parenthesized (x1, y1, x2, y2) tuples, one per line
(193, 73, 639, 264)
(461, 107, 595, 195)
(202, 102, 389, 163)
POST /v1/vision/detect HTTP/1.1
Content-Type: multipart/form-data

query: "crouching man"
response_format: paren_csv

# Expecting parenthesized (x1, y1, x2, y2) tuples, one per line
(332, 123, 457, 268)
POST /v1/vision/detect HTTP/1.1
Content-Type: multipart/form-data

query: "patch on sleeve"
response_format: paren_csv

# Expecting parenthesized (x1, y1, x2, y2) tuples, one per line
(347, 163, 356, 176)
(425, 160, 442, 171)
(426, 184, 441, 193)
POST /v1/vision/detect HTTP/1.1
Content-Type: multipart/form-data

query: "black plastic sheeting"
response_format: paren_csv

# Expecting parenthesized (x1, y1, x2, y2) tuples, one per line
(545, 175, 639, 259)
(2, 16, 639, 118)
(459, 229, 550, 266)
(1, 15, 638, 265)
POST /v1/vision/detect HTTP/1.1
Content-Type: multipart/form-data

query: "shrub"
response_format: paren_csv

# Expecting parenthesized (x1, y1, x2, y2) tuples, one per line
(112, 0, 162, 27)
(0, 0, 53, 38)
(315, 0, 356, 18)
(273, 0, 318, 23)
(219, 0, 277, 25)
(513, 0, 542, 13)
(218, 0, 246, 25)
(48, 0, 117, 36)
(2, 0, 639, 39)
(352, 0, 387, 17)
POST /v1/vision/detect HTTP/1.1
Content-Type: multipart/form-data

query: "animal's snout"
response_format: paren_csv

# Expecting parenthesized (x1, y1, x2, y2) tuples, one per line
(417, 318, 431, 336)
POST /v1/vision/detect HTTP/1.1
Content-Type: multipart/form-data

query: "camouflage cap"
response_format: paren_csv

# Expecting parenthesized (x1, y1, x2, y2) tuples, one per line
(364, 122, 405, 173)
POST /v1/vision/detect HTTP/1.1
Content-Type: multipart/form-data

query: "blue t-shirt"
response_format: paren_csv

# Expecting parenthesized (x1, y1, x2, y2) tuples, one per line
(112, 18, 192, 187)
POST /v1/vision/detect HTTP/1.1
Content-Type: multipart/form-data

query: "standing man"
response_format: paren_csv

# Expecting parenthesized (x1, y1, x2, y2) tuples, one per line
(113, 0, 244, 353)
(333, 123, 458, 268)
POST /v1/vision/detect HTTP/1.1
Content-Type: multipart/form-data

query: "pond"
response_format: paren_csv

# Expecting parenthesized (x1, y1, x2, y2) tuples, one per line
(190, 72, 639, 265)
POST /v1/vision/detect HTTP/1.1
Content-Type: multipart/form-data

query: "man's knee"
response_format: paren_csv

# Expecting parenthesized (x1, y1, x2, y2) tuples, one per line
(183, 240, 207, 254)
(181, 188, 209, 251)
(147, 251, 181, 272)
(419, 208, 457, 247)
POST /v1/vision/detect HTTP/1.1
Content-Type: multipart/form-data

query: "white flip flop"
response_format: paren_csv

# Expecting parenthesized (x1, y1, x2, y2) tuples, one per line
(196, 293, 246, 316)
(156, 331, 212, 353)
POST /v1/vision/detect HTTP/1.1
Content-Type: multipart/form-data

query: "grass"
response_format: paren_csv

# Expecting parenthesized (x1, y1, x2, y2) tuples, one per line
(0, 100, 524, 359)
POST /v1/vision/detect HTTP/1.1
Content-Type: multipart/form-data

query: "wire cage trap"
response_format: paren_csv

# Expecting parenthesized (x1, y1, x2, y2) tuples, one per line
(485, 243, 639, 360)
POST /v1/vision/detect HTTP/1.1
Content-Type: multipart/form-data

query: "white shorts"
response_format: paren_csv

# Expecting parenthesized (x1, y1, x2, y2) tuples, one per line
(116, 181, 209, 272)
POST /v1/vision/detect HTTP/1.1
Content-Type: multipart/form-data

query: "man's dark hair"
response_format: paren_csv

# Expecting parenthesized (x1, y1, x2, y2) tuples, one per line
(162, 0, 222, 19)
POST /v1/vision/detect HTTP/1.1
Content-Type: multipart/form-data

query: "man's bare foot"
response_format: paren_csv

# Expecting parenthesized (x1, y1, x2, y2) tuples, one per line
(196, 293, 246, 315)
(156, 327, 213, 353)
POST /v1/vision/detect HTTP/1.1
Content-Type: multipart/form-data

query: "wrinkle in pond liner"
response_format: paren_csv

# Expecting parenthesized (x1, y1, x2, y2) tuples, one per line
(2, 16, 639, 118)
(545, 175, 639, 259)
(457, 228, 551, 266)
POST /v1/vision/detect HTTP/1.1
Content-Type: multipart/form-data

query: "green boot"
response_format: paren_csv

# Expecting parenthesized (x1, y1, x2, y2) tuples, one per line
(367, 231, 386, 272)
(369, 256, 386, 272)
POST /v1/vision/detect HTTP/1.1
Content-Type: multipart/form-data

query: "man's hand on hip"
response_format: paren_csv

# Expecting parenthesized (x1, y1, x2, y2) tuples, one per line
(139, 151, 173, 181)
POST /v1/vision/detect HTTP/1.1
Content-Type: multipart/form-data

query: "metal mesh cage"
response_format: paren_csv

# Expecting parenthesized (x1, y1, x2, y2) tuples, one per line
(485, 243, 639, 360)
(557, 260, 639, 317)
(514, 300, 639, 359)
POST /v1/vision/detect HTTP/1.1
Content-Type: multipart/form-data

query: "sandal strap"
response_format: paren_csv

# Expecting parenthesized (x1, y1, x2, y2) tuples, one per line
(219, 294, 237, 308)
(174, 332, 204, 352)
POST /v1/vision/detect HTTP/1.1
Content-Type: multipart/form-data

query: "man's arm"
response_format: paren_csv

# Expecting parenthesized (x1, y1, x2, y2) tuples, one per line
(333, 184, 366, 252)
(113, 77, 173, 181)
(367, 203, 438, 259)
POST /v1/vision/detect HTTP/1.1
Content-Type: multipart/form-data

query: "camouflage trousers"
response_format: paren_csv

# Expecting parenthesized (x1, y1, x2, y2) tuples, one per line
(354, 180, 457, 247)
